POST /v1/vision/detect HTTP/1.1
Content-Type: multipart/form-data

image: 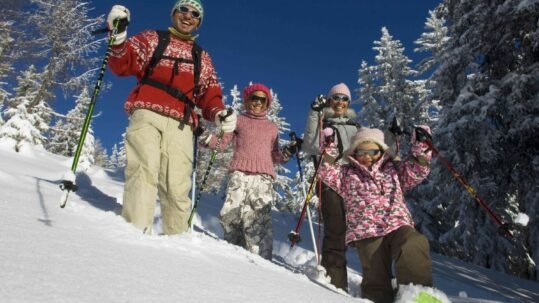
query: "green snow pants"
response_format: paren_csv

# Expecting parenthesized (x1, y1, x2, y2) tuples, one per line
(121, 109, 193, 235)
(353, 226, 432, 303)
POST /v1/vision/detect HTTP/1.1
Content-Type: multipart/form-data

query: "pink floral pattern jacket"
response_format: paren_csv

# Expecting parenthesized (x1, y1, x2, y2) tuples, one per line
(318, 142, 431, 245)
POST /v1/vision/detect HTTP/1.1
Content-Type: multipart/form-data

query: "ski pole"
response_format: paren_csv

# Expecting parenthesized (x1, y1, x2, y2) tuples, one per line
(424, 139, 513, 238)
(187, 108, 233, 227)
(409, 127, 515, 238)
(188, 120, 204, 231)
(288, 132, 320, 262)
(58, 19, 121, 208)
(288, 146, 328, 248)
(389, 116, 404, 160)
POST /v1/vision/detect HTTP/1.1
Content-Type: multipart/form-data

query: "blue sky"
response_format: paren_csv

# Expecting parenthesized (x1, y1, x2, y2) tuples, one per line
(87, 0, 441, 153)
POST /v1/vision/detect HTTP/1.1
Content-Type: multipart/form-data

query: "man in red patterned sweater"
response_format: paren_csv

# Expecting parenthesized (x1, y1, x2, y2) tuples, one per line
(106, 0, 237, 235)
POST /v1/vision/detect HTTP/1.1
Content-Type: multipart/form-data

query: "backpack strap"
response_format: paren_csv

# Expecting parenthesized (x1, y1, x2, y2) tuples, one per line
(182, 41, 202, 129)
(138, 30, 204, 130)
(141, 30, 170, 82)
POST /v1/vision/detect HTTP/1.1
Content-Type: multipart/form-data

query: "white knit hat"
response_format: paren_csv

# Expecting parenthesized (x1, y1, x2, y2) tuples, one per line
(344, 127, 389, 158)
(328, 83, 351, 100)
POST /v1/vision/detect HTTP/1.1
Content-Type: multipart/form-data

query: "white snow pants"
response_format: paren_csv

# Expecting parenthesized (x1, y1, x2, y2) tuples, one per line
(220, 171, 274, 260)
(121, 109, 193, 235)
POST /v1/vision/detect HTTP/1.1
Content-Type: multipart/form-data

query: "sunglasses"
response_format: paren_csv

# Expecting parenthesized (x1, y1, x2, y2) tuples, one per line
(178, 6, 201, 19)
(331, 95, 350, 102)
(248, 95, 267, 103)
(354, 149, 382, 157)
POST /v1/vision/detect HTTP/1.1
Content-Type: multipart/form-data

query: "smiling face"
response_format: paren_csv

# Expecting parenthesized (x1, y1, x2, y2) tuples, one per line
(329, 94, 350, 116)
(246, 91, 268, 114)
(171, 5, 201, 35)
(353, 141, 383, 168)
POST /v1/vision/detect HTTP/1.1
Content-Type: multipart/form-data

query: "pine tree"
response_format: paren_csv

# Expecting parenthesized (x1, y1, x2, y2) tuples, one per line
(0, 65, 47, 152)
(414, 9, 449, 74)
(266, 89, 294, 210)
(417, 0, 538, 280)
(93, 138, 108, 168)
(25, 0, 104, 109)
(48, 87, 92, 157)
(108, 144, 119, 169)
(117, 131, 127, 168)
(357, 27, 428, 129)
(0, 20, 14, 110)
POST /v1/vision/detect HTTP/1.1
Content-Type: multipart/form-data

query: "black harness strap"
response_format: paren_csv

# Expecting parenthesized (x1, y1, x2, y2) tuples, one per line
(322, 119, 361, 160)
(139, 30, 203, 130)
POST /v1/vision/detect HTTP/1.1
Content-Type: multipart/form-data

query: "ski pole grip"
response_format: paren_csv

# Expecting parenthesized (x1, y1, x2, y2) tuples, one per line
(389, 116, 404, 136)
(289, 132, 297, 141)
(289, 131, 303, 151)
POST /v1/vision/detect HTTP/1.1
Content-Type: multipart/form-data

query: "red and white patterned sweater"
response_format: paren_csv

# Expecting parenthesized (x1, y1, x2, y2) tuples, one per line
(318, 142, 431, 244)
(108, 30, 224, 125)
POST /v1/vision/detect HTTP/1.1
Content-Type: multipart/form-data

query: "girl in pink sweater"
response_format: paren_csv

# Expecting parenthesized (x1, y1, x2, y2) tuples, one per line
(318, 126, 433, 303)
(202, 83, 296, 260)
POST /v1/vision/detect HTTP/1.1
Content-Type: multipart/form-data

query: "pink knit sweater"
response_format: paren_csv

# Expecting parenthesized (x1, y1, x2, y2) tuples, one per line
(206, 111, 288, 179)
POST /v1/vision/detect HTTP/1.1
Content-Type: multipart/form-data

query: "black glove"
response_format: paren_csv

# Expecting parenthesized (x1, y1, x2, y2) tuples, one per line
(389, 116, 404, 136)
(414, 126, 432, 143)
(283, 144, 298, 158)
(311, 94, 328, 112)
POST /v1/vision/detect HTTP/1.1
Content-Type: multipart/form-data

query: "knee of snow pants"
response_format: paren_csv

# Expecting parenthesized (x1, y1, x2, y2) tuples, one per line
(393, 227, 433, 287)
(354, 236, 395, 303)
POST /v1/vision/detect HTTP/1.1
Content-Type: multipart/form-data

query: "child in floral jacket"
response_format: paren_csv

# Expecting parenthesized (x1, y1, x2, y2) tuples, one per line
(317, 126, 433, 303)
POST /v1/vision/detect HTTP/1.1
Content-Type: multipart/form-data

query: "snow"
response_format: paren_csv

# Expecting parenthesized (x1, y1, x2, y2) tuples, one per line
(515, 213, 530, 227)
(1, 143, 538, 302)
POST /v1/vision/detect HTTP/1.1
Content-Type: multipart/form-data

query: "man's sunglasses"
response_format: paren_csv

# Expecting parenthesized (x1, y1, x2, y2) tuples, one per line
(331, 95, 350, 102)
(178, 6, 201, 19)
(249, 95, 267, 103)
(354, 149, 382, 157)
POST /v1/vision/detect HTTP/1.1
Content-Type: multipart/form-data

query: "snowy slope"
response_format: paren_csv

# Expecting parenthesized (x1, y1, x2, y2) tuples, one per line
(1, 144, 538, 303)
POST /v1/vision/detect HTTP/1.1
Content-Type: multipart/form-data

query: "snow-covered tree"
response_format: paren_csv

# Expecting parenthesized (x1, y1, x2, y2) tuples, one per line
(48, 87, 95, 170)
(25, 0, 104, 108)
(414, 9, 449, 74)
(415, 0, 539, 280)
(357, 27, 429, 130)
(78, 121, 95, 171)
(0, 65, 48, 151)
(0, 103, 5, 127)
(0, 20, 15, 110)
(48, 87, 91, 157)
(117, 131, 127, 168)
(93, 138, 108, 168)
(108, 144, 120, 169)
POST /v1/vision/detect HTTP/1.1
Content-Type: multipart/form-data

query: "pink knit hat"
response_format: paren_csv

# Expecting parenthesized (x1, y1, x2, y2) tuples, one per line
(328, 83, 351, 100)
(345, 127, 389, 158)
(243, 83, 273, 107)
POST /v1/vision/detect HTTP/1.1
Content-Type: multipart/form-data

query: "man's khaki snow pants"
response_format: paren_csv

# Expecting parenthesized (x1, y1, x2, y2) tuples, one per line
(121, 109, 193, 235)
(353, 226, 432, 303)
